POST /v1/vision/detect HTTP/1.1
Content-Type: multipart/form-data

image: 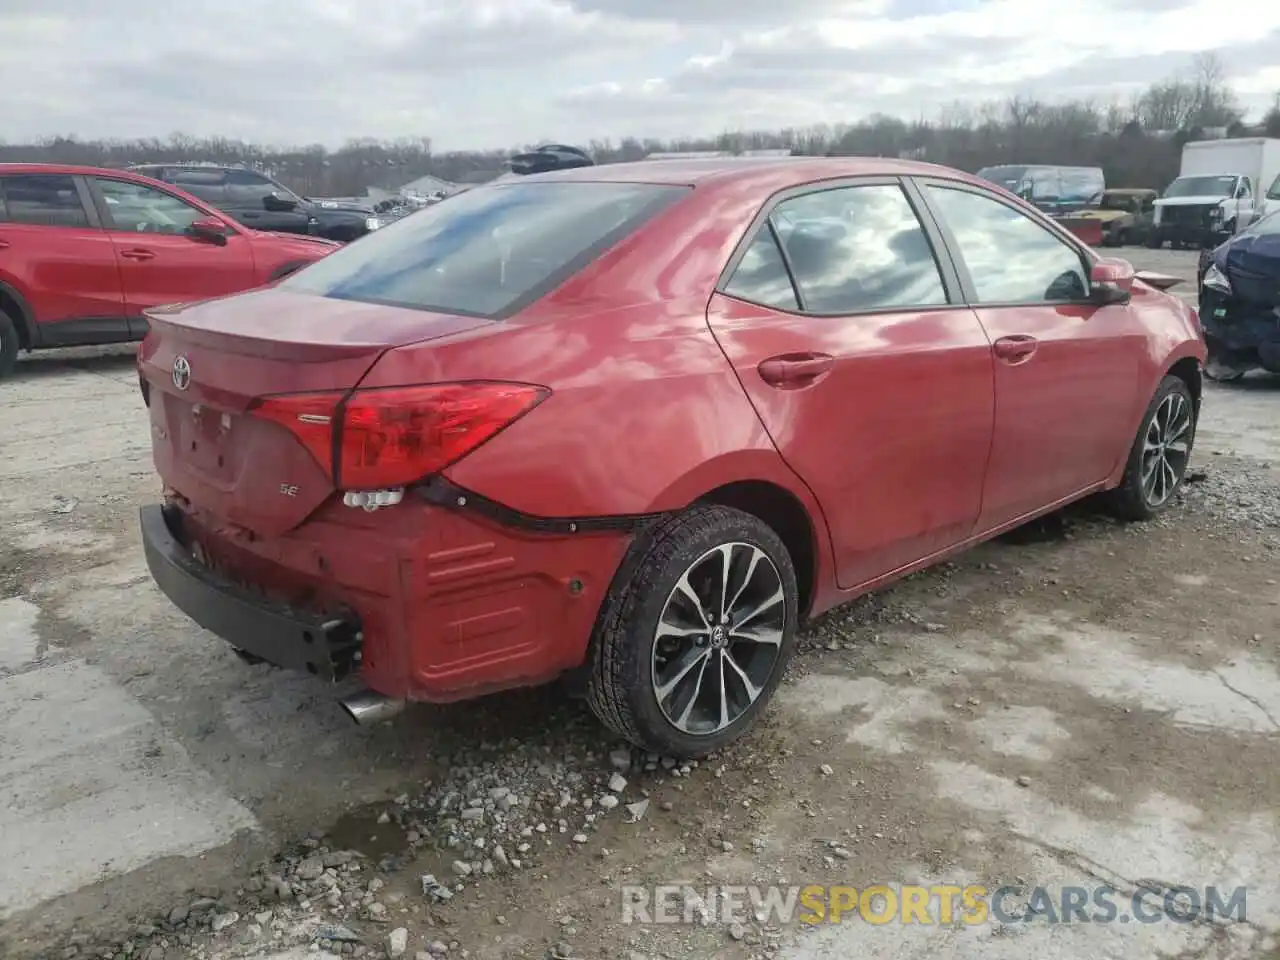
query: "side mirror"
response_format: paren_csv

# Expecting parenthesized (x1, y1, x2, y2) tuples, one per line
(188, 216, 229, 247)
(1090, 258, 1134, 304)
(263, 193, 297, 212)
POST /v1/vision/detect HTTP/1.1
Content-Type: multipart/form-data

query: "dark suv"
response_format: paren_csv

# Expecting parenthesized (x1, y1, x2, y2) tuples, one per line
(129, 164, 382, 242)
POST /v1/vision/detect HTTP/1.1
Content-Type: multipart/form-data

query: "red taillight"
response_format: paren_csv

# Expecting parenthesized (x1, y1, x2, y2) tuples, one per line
(250, 391, 342, 472)
(249, 382, 548, 490)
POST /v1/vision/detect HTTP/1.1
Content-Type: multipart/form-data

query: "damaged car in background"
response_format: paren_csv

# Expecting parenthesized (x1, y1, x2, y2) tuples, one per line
(130, 164, 388, 242)
(1150, 173, 1255, 250)
(1079, 188, 1157, 247)
(1198, 209, 1280, 381)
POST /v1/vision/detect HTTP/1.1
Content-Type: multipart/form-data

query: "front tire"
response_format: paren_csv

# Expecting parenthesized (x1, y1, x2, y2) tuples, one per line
(1204, 337, 1251, 382)
(0, 309, 19, 379)
(586, 505, 799, 759)
(1107, 376, 1196, 521)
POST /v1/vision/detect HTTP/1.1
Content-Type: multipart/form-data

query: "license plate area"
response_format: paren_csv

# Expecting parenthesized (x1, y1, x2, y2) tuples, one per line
(171, 397, 238, 482)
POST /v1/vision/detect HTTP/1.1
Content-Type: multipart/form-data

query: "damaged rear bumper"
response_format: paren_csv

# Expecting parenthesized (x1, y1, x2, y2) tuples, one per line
(140, 503, 363, 679)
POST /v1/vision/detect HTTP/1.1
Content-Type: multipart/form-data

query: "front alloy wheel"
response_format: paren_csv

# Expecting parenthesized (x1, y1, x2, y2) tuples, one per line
(1139, 390, 1193, 508)
(587, 505, 799, 758)
(1109, 375, 1197, 520)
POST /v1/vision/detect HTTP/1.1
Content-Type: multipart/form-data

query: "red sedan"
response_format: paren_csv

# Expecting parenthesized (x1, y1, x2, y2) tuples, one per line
(0, 163, 338, 377)
(136, 158, 1205, 758)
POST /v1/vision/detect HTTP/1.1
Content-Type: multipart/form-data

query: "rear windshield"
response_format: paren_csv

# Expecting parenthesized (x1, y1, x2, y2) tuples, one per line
(281, 181, 688, 318)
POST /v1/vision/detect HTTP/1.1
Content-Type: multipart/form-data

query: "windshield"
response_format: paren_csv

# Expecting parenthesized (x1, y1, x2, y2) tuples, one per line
(281, 181, 687, 318)
(975, 166, 1102, 204)
(1100, 194, 1135, 210)
(1164, 176, 1236, 199)
(1268, 173, 1280, 201)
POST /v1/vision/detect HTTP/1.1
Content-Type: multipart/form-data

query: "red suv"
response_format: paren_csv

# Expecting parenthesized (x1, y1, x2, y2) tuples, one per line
(137, 158, 1204, 758)
(0, 164, 338, 377)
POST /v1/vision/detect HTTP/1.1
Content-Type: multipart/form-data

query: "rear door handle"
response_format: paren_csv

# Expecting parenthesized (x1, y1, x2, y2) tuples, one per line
(993, 335, 1038, 364)
(120, 248, 155, 261)
(0, 239, 10, 250)
(758, 353, 835, 387)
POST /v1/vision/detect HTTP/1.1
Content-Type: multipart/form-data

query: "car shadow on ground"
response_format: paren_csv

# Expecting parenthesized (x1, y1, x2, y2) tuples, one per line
(9, 347, 138, 382)
(1211, 371, 1280, 391)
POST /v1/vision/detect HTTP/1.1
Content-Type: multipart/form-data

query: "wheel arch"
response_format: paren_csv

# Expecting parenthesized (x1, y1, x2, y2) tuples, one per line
(1108, 346, 1205, 488)
(695, 480, 820, 621)
(0, 279, 38, 349)
(1166, 354, 1203, 411)
(573, 462, 833, 679)
(644, 450, 834, 621)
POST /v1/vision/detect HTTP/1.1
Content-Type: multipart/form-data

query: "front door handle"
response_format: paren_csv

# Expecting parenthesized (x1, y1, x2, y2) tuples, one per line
(0, 239, 11, 250)
(993, 335, 1038, 364)
(758, 353, 835, 387)
(120, 248, 155, 261)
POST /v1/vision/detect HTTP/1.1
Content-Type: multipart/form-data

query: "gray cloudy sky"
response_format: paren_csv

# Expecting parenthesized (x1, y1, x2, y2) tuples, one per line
(2, 0, 1277, 150)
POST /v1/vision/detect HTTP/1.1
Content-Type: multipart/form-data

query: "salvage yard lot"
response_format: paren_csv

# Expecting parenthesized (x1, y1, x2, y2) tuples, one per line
(2, 247, 1279, 960)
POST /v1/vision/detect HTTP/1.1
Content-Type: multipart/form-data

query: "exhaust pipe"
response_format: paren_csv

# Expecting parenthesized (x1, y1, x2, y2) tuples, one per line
(339, 689, 407, 725)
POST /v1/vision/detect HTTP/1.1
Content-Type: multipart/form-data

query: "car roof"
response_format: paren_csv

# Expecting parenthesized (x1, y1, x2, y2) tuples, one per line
(503, 156, 994, 192)
(0, 162, 145, 177)
(131, 163, 238, 171)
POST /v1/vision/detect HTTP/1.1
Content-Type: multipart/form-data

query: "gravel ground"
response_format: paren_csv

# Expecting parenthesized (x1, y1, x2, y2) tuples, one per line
(2, 247, 1279, 960)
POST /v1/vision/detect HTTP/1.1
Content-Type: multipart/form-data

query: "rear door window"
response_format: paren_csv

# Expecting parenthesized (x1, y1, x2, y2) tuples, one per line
(0, 174, 91, 227)
(225, 169, 288, 205)
(282, 181, 688, 318)
(723, 229, 799, 311)
(768, 184, 948, 313)
(166, 169, 230, 205)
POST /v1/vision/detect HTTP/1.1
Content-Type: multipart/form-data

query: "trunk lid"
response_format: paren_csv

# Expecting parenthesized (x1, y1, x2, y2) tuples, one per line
(139, 288, 491, 536)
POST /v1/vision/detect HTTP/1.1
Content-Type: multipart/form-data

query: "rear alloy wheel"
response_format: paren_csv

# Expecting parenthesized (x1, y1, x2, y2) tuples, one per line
(587, 505, 798, 758)
(0, 309, 18, 379)
(1108, 375, 1196, 521)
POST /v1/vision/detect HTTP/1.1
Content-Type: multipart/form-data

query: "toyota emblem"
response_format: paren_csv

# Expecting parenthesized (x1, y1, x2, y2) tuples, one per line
(172, 355, 191, 391)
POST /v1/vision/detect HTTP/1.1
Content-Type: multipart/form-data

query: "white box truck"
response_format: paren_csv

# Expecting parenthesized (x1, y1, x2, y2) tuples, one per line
(1149, 138, 1280, 249)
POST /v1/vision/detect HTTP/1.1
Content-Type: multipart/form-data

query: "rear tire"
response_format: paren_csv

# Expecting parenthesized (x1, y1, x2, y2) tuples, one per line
(1107, 375, 1196, 521)
(586, 505, 799, 759)
(0, 310, 18, 379)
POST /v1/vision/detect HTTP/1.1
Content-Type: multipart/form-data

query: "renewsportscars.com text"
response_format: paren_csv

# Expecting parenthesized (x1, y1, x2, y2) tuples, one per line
(620, 883, 1247, 926)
